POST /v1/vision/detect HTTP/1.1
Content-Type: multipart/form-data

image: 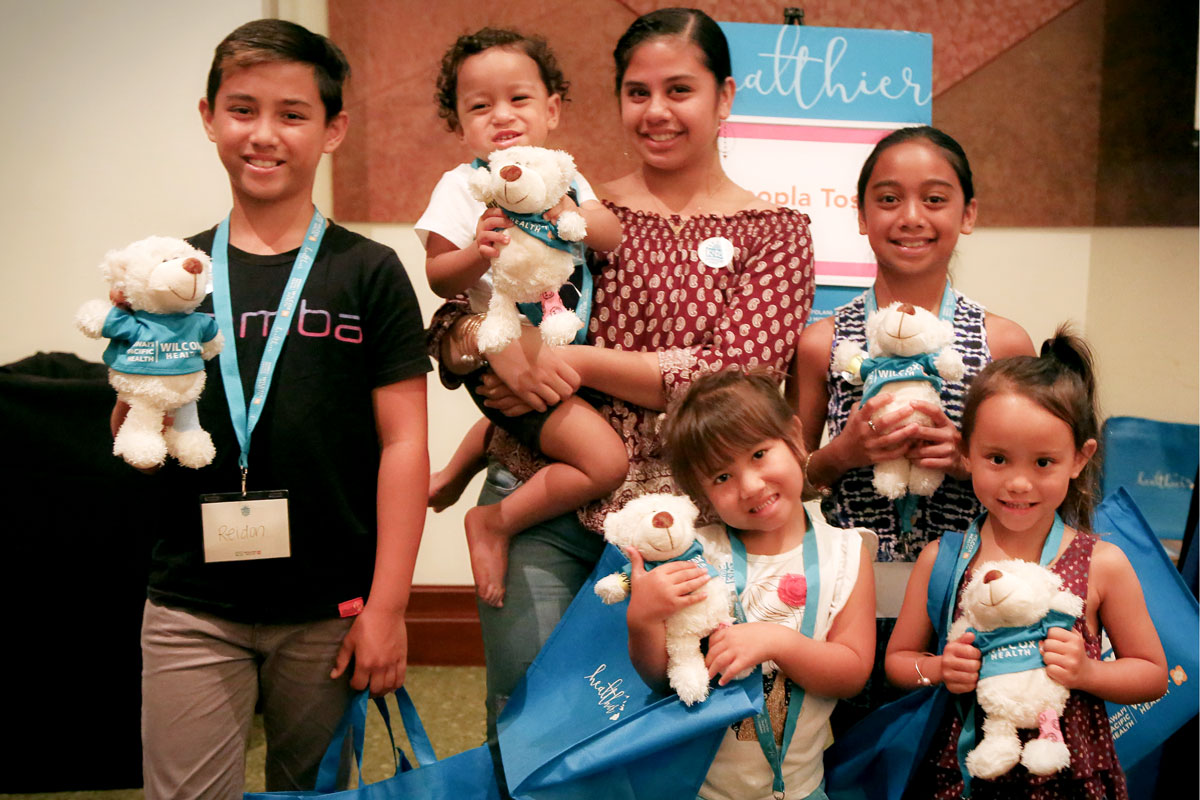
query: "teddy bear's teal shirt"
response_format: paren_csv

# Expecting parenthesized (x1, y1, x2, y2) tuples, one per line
(102, 306, 219, 376)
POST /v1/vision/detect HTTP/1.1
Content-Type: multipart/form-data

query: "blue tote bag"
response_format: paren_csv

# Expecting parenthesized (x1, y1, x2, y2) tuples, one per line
(824, 530, 964, 800)
(498, 543, 764, 799)
(245, 687, 500, 800)
(1095, 489, 1199, 768)
(1101, 417, 1198, 542)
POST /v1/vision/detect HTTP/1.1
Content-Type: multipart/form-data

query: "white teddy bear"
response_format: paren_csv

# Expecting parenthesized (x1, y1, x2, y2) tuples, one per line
(76, 236, 224, 469)
(596, 493, 734, 706)
(949, 558, 1085, 779)
(468, 146, 588, 353)
(832, 301, 965, 500)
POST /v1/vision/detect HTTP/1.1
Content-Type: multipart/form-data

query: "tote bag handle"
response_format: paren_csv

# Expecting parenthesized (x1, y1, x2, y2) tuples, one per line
(314, 687, 439, 793)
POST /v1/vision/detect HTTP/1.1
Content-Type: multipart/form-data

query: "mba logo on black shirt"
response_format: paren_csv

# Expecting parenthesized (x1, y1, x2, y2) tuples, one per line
(234, 299, 363, 343)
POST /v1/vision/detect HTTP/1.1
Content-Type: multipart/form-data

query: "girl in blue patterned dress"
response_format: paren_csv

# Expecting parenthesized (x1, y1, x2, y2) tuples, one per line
(789, 127, 1035, 724)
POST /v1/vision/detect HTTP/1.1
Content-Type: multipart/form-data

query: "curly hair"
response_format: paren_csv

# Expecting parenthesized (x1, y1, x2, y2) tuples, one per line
(435, 28, 569, 131)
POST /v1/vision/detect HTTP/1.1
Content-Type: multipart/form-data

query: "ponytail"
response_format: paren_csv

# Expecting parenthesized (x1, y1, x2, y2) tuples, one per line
(1040, 329, 1098, 405)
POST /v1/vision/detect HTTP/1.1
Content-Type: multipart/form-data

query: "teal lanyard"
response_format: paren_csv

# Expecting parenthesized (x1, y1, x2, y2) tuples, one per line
(210, 208, 326, 486)
(864, 279, 957, 535)
(945, 512, 1066, 795)
(727, 518, 821, 798)
(863, 278, 957, 322)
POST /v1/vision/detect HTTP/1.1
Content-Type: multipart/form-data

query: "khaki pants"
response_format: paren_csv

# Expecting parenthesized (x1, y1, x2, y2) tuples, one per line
(140, 600, 354, 800)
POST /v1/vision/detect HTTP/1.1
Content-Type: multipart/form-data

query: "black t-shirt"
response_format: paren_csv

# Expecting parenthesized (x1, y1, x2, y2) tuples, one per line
(145, 222, 430, 623)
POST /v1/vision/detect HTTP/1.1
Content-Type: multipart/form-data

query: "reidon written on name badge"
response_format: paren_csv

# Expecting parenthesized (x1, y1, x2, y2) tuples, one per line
(200, 490, 291, 563)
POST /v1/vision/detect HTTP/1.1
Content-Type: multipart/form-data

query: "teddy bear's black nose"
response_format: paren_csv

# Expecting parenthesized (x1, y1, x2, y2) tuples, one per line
(652, 512, 674, 528)
(182, 258, 203, 275)
(500, 165, 522, 182)
(983, 569, 1003, 584)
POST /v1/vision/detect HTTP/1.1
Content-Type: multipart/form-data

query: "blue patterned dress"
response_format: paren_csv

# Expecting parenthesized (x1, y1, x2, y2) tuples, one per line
(821, 290, 992, 562)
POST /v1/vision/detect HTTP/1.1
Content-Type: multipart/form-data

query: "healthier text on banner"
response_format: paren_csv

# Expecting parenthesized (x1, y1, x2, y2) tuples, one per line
(718, 22, 932, 323)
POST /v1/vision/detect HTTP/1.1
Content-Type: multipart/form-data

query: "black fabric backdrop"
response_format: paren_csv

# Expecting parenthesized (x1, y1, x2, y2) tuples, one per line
(0, 352, 157, 791)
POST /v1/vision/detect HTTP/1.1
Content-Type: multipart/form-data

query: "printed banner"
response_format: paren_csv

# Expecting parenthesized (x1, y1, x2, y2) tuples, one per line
(719, 23, 933, 303)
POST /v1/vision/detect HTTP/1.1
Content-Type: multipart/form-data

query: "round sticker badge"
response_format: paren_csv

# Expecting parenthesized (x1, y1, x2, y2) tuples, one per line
(697, 236, 734, 269)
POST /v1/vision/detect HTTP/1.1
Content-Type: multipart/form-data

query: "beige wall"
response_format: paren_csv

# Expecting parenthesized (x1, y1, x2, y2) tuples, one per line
(1085, 228, 1199, 425)
(1, 0, 265, 365)
(2, 2, 1194, 587)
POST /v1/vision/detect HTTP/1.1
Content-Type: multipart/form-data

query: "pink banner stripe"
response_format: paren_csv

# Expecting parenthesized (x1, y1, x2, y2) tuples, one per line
(816, 261, 877, 278)
(725, 122, 891, 145)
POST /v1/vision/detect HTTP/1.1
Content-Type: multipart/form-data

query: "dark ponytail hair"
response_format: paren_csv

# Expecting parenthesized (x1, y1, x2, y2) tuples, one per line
(613, 7, 731, 94)
(961, 324, 1102, 530)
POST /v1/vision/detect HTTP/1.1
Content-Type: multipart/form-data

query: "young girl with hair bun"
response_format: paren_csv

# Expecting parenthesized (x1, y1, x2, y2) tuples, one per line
(887, 327, 1167, 798)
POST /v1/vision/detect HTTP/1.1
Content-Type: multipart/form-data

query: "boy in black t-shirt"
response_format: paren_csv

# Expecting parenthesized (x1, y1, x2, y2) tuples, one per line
(118, 19, 431, 798)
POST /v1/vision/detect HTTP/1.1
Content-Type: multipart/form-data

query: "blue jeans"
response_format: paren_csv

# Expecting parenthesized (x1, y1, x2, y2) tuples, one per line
(476, 462, 606, 796)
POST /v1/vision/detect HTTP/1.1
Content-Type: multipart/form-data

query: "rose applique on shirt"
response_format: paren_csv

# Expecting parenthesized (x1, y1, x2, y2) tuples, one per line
(777, 573, 807, 607)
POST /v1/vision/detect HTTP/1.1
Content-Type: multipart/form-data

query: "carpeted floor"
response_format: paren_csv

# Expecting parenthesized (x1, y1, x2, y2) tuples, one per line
(1, 666, 487, 800)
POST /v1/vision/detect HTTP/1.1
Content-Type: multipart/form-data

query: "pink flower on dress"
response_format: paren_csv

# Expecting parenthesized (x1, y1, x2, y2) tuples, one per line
(777, 573, 807, 607)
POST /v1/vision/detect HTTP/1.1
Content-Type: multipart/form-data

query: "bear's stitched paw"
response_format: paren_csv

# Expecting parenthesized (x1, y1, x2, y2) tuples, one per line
(166, 427, 216, 469)
(872, 462, 910, 500)
(538, 310, 583, 346)
(476, 314, 521, 354)
(594, 573, 629, 604)
(668, 658, 712, 706)
(75, 299, 112, 338)
(1020, 737, 1071, 776)
(113, 427, 168, 470)
(907, 465, 944, 497)
(555, 211, 587, 242)
(966, 734, 1023, 780)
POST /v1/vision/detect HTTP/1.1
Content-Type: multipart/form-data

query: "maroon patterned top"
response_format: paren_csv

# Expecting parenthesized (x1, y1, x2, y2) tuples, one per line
(433, 203, 814, 532)
(907, 531, 1127, 800)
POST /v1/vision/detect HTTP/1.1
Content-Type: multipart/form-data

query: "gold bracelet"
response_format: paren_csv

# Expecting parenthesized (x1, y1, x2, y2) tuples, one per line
(446, 314, 486, 373)
(914, 652, 935, 687)
(803, 452, 832, 498)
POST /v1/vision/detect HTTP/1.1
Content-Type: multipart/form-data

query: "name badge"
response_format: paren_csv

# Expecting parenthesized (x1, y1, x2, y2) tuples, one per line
(200, 490, 291, 563)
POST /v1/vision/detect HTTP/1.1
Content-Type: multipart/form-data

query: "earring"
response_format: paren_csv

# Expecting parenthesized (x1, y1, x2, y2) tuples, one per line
(719, 121, 729, 160)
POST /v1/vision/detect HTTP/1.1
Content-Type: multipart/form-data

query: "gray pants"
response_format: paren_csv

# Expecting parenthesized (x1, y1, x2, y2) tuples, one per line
(140, 599, 355, 799)
(475, 462, 606, 796)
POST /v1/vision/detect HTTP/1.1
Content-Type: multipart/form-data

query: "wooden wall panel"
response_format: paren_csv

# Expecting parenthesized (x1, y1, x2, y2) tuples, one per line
(329, 0, 1196, 227)
(935, 0, 1103, 227)
(1094, 0, 1199, 226)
